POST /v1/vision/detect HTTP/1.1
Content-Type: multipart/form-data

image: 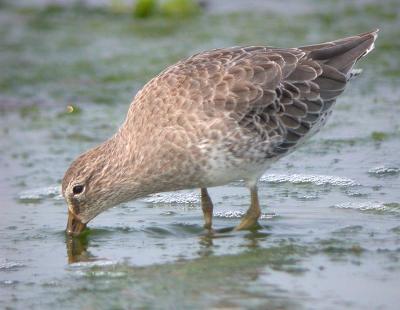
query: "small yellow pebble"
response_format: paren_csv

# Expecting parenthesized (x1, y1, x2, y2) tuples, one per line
(66, 105, 74, 113)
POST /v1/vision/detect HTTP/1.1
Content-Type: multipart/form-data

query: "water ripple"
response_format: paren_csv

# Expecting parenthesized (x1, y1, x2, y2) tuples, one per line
(0, 260, 25, 271)
(18, 186, 62, 203)
(368, 165, 400, 176)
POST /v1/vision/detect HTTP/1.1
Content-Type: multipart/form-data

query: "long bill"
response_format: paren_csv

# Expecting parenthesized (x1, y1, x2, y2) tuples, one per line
(66, 209, 87, 237)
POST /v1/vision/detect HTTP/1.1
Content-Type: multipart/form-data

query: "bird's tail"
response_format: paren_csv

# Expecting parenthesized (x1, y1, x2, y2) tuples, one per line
(300, 29, 378, 78)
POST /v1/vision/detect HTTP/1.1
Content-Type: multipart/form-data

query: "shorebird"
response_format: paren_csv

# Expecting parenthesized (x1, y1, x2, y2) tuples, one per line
(63, 30, 378, 236)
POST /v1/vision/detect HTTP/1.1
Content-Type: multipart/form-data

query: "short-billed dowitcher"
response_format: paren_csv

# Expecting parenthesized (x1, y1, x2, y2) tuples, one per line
(63, 30, 378, 236)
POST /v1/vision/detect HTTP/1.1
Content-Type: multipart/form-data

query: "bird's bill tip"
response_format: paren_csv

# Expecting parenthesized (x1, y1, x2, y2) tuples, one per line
(66, 210, 87, 237)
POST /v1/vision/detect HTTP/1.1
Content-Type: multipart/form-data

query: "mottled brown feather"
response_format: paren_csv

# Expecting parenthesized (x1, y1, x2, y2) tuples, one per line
(63, 30, 378, 224)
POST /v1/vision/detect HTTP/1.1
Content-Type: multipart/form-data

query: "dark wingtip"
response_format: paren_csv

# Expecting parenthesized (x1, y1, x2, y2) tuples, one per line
(357, 28, 379, 37)
(359, 29, 379, 43)
(303, 29, 378, 74)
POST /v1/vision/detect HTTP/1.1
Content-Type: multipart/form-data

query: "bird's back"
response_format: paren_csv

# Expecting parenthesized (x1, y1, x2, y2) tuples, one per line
(125, 30, 377, 187)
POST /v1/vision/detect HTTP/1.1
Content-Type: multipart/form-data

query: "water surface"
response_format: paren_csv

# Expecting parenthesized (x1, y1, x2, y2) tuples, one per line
(1, 1, 400, 309)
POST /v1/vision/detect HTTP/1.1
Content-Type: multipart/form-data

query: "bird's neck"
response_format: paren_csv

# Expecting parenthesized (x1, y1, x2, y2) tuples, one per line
(99, 126, 159, 203)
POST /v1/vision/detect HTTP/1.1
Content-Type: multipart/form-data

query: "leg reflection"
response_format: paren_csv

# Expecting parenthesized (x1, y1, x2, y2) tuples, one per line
(198, 230, 215, 257)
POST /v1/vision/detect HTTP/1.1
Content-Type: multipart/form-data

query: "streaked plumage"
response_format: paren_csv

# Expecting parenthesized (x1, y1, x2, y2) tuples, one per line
(62, 30, 378, 235)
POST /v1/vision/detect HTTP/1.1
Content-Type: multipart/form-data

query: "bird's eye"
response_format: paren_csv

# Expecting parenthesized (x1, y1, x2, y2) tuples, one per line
(72, 185, 84, 195)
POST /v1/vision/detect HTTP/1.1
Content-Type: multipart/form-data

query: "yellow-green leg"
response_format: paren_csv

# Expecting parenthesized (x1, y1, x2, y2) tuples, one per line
(234, 186, 261, 231)
(201, 188, 213, 230)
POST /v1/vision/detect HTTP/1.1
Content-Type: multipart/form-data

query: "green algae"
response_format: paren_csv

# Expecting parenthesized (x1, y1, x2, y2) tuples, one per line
(371, 131, 389, 142)
(160, 0, 201, 17)
(133, 0, 157, 18)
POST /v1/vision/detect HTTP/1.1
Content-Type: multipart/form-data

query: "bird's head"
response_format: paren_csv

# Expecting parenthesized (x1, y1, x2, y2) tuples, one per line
(62, 141, 136, 236)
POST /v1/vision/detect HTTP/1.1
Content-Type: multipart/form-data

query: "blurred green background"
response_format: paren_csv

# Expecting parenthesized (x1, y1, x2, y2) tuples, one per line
(0, 0, 398, 109)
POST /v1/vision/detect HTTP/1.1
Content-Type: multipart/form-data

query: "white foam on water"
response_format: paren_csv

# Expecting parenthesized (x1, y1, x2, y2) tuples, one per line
(260, 173, 358, 186)
(300, 193, 319, 200)
(214, 210, 276, 220)
(74, 270, 127, 278)
(333, 201, 400, 213)
(0, 261, 25, 271)
(69, 260, 126, 278)
(88, 271, 126, 277)
(69, 260, 116, 268)
(18, 186, 63, 202)
(142, 192, 199, 204)
(0, 280, 18, 285)
(368, 165, 400, 175)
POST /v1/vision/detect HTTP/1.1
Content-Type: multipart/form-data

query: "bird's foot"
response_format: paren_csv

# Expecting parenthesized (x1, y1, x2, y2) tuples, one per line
(234, 217, 261, 231)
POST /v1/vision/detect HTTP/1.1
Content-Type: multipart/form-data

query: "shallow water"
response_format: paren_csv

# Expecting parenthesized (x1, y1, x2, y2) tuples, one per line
(1, 1, 400, 309)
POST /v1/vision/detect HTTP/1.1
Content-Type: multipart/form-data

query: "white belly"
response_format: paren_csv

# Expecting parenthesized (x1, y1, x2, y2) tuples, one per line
(200, 144, 273, 187)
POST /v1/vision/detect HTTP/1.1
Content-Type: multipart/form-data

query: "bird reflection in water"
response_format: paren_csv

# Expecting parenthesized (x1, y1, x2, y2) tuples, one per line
(65, 232, 95, 263)
(198, 225, 269, 257)
(65, 226, 270, 263)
